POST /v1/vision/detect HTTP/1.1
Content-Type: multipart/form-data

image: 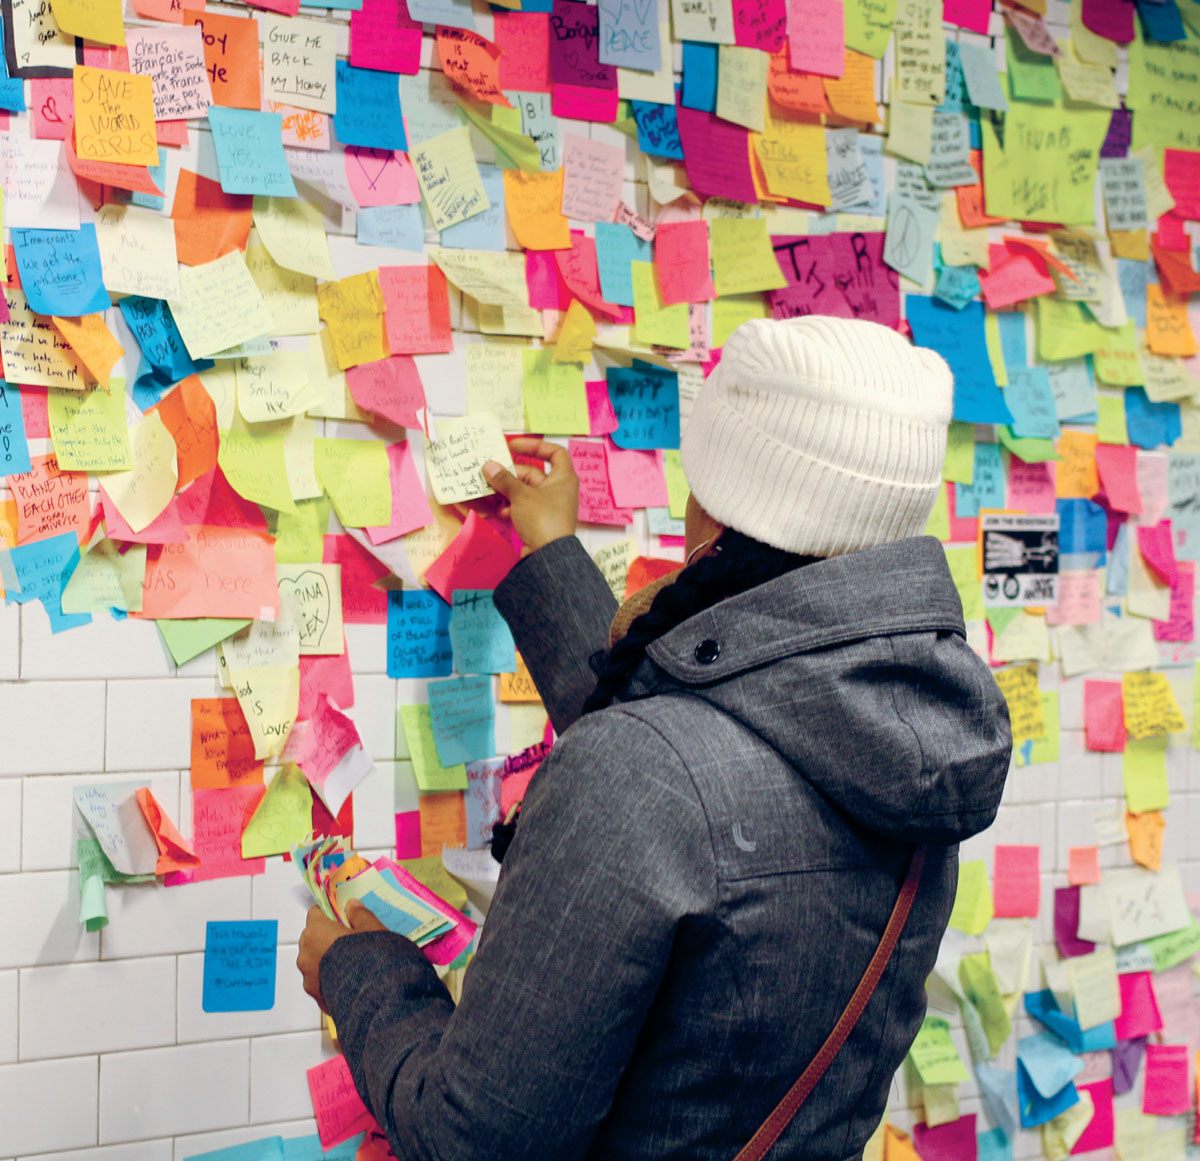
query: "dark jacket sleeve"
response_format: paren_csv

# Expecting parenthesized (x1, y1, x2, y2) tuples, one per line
(492, 535, 619, 734)
(319, 709, 715, 1161)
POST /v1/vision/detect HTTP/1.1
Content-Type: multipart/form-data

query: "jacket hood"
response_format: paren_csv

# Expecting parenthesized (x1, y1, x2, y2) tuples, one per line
(640, 537, 1012, 844)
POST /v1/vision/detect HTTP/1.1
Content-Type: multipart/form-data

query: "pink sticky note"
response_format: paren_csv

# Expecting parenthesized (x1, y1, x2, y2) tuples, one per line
(555, 231, 623, 320)
(346, 355, 425, 428)
(1138, 521, 1178, 586)
(101, 491, 189, 544)
(1045, 570, 1102, 626)
(298, 649, 355, 721)
(1072, 1079, 1115, 1154)
(324, 534, 392, 624)
(20, 385, 49, 438)
(1084, 680, 1126, 752)
(364, 441, 433, 545)
(189, 786, 267, 883)
(979, 255, 1057, 310)
(655, 220, 716, 306)
(992, 844, 1040, 918)
(1006, 456, 1057, 514)
(551, 83, 619, 123)
(1136, 452, 1168, 524)
(561, 134, 625, 223)
(294, 694, 364, 814)
(345, 147, 420, 207)
(944, 483, 978, 543)
(423, 509, 521, 603)
(526, 250, 571, 310)
(1143, 1045, 1191, 1115)
(1068, 846, 1102, 886)
(1095, 444, 1142, 514)
(676, 103, 757, 203)
(307, 1056, 377, 1151)
(1055, 886, 1095, 958)
(374, 856, 478, 965)
(913, 1114, 977, 1161)
(605, 440, 668, 509)
(30, 78, 72, 140)
(569, 438, 633, 527)
(944, 0, 992, 33)
(585, 379, 619, 436)
(1154, 560, 1195, 642)
(786, 0, 844, 77)
(1081, 0, 1135, 43)
(156, 120, 189, 147)
(494, 12, 551, 92)
(1164, 150, 1200, 222)
(395, 809, 422, 858)
(1114, 972, 1164, 1041)
(734, 0, 785, 50)
(174, 467, 269, 531)
(349, 0, 422, 74)
(271, 102, 331, 151)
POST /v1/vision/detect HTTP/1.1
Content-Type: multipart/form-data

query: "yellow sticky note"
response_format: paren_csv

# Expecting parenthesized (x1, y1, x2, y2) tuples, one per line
(235, 351, 315, 424)
(1123, 671, 1187, 739)
(313, 438, 391, 528)
(73, 67, 158, 165)
(631, 262, 689, 349)
(1093, 321, 1144, 387)
(712, 292, 769, 347)
(48, 380, 132, 472)
(219, 429, 298, 514)
(411, 125, 490, 232)
(522, 348, 589, 434)
(939, 194, 989, 268)
(924, 483, 951, 541)
(429, 249, 530, 308)
(593, 537, 637, 602)
(399, 704, 467, 791)
(1, 287, 88, 390)
(754, 109, 830, 206)
(1095, 395, 1129, 444)
(710, 218, 787, 297)
(553, 298, 596, 364)
(1123, 735, 1169, 813)
(251, 196, 335, 281)
(172, 252, 276, 361)
(241, 763, 314, 857)
(886, 97, 934, 164)
(52, 0, 123, 43)
(716, 44, 768, 132)
(61, 539, 146, 613)
(993, 662, 1046, 744)
(984, 310, 1008, 387)
(1016, 691, 1060, 766)
(102, 411, 178, 534)
(948, 859, 994, 934)
(1068, 946, 1121, 1030)
(246, 242, 320, 338)
(230, 664, 299, 759)
(944, 544, 984, 621)
(1126, 809, 1165, 871)
(316, 271, 388, 371)
(465, 340, 526, 429)
(663, 449, 689, 520)
(943, 421, 976, 484)
(425, 412, 515, 504)
(50, 314, 125, 386)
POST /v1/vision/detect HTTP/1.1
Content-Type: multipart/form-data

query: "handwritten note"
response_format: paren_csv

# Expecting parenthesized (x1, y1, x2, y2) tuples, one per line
(73, 66, 159, 165)
(171, 252, 274, 360)
(126, 25, 212, 120)
(202, 919, 277, 1012)
(208, 108, 296, 198)
(263, 16, 337, 114)
(425, 412, 515, 504)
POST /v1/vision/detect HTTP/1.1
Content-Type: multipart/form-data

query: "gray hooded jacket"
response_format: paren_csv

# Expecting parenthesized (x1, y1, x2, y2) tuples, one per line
(320, 534, 1012, 1161)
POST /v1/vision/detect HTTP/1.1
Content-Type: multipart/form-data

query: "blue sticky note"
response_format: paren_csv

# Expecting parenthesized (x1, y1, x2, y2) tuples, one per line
(187, 1137, 286, 1161)
(1117, 259, 1151, 328)
(357, 205, 425, 251)
(441, 164, 505, 250)
(0, 381, 32, 478)
(939, 39, 971, 115)
(202, 920, 278, 1013)
(427, 673, 495, 765)
(975, 1063, 1019, 1139)
(282, 1134, 365, 1161)
(387, 590, 453, 677)
(1016, 1030, 1084, 1098)
(1005, 367, 1060, 439)
(595, 222, 651, 307)
(0, 10, 24, 111)
(11, 226, 110, 317)
(1017, 1060, 1078, 1128)
(1056, 499, 1107, 565)
(131, 148, 168, 211)
(450, 589, 516, 675)
(1126, 387, 1181, 449)
(907, 298, 1014, 425)
(997, 311, 1027, 369)
(598, 0, 661, 69)
(607, 366, 681, 450)
(362, 886, 448, 939)
(208, 108, 297, 197)
(845, 134, 886, 217)
(632, 99, 683, 160)
(334, 61, 407, 151)
(119, 297, 211, 387)
(681, 41, 718, 111)
(934, 263, 981, 310)
(1137, 0, 1186, 41)
(954, 443, 1005, 518)
(1108, 522, 1132, 591)
(1045, 360, 1095, 422)
(406, 0, 475, 27)
(7, 532, 89, 633)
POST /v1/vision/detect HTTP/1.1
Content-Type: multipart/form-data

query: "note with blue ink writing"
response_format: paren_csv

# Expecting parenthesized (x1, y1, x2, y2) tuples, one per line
(203, 919, 279, 1012)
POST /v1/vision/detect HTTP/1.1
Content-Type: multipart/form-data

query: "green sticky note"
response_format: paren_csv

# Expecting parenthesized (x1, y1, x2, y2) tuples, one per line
(157, 617, 252, 666)
(1146, 920, 1200, 972)
(925, 483, 951, 541)
(272, 498, 330, 564)
(1016, 691, 1060, 767)
(1006, 27, 1061, 102)
(908, 1015, 970, 1085)
(985, 311, 1009, 388)
(959, 951, 1012, 1056)
(943, 421, 976, 484)
(242, 763, 314, 857)
(219, 429, 297, 514)
(61, 541, 146, 613)
(1093, 322, 1144, 387)
(1128, 24, 1200, 153)
(997, 426, 1060, 463)
(398, 704, 468, 791)
(1123, 735, 1170, 813)
(457, 99, 542, 173)
(712, 293, 769, 348)
(522, 348, 589, 434)
(48, 379, 133, 472)
(631, 262, 690, 349)
(1035, 297, 1113, 362)
(945, 545, 984, 622)
(948, 859, 994, 935)
(399, 854, 470, 911)
(986, 606, 1023, 638)
(663, 449, 689, 520)
(844, 0, 896, 58)
(709, 218, 788, 297)
(314, 437, 392, 527)
(1095, 395, 1129, 445)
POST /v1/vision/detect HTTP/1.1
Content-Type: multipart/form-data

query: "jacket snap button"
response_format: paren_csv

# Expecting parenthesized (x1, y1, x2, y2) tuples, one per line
(694, 639, 720, 664)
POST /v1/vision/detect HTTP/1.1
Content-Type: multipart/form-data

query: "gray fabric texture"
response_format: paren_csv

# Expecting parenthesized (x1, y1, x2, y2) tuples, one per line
(320, 533, 1012, 1161)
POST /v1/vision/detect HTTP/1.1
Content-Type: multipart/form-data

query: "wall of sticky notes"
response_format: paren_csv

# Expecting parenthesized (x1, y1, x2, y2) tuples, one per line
(1, 0, 1200, 1154)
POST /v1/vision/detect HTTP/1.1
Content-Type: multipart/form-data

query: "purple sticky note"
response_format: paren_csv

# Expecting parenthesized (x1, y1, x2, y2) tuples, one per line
(549, 1, 617, 90)
(1112, 1037, 1146, 1096)
(1081, 0, 1135, 42)
(1100, 108, 1132, 158)
(1054, 886, 1096, 958)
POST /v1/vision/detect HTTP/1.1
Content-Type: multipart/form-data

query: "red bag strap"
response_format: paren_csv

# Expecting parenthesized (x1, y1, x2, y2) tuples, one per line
(733, 844, 929, 1161)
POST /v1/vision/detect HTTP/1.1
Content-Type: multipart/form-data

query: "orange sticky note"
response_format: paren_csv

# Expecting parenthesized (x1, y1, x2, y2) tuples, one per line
(52, 0, 124, 43)
(132, 0, 186, 22)
(378, 264, 454, 354)
(148, 375, 219, 492)
(1055, 431, 1099, 498)
(9, 453, 90, 546)
(502, 169, 571, 250)
(767, 50, 832, 115)
(418, 790, 467, 857)
(1146, 283, 1198, 357)
(50, 315, 124, 386)
(141, 526, 280, 620)
(185, 10, 261, 111)
(190, 697, 265, 789)
(73, 67, 159, 166)
(171, 170, 253, 267)
(822, 49, 880, 124)
(1126, 810, 1165, 871)
(135, 787, 200, 874)
(499, 653, 542, 703)
(436, 27, 512, 107)
(1067, 845, 1101, 886)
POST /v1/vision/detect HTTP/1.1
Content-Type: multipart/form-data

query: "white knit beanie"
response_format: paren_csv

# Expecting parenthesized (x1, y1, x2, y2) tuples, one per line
(679, 316, 954, 558)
